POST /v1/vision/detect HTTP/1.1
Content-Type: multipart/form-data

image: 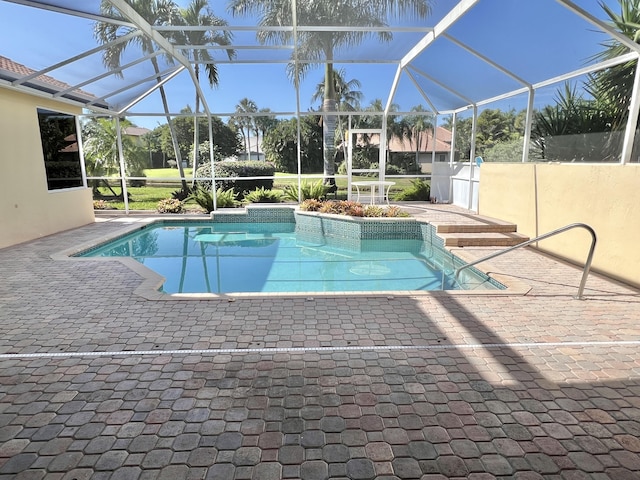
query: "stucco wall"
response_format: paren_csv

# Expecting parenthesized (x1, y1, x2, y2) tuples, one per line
(0, 88, 94, 249)
(478, 162, 640, 288)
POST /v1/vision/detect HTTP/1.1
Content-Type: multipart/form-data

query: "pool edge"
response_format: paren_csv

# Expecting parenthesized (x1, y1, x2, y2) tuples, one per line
(52, 214, 532, 300)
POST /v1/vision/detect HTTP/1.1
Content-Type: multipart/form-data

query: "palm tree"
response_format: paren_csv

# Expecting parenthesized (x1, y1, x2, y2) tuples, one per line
(254, 108, 278, 159)
(175, 0, 234, 178)
(95, 0, 191, 192)
(587, 0, 640, 130)
(311, 68, 364, 112)
(409, 105, 433, 165)
(234, 97, 258, 160)
(312, 68, 363, 149)
(83, 117, 144, 196)
(229, 0, 433, 189)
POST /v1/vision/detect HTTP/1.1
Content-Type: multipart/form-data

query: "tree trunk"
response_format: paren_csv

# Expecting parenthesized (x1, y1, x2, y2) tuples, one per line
(246, 126, 252, 161)
(322, 61, 337, 192)
(192, 65, 200, 186)
(151, 57, 188, 192)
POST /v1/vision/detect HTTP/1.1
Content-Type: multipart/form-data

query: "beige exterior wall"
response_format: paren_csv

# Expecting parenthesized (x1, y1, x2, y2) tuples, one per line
(478, 162, 640, 288)
(0, 87, 94, 249)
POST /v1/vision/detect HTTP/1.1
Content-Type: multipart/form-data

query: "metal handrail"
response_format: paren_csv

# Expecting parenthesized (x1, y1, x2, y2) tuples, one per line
(454, 223, 597, 300)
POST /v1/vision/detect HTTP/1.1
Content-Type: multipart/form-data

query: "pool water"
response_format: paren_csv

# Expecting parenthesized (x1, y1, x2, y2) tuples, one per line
(79, 222, 494, 294)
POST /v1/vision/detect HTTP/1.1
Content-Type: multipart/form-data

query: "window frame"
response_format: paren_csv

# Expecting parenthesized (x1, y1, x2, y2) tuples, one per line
(36, 107, 88, 192)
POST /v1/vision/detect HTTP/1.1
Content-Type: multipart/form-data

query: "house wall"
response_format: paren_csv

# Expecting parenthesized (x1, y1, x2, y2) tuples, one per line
(417, 152, 450, 174)
(478, 162, 640, 288)
(0, 87, 94, 249)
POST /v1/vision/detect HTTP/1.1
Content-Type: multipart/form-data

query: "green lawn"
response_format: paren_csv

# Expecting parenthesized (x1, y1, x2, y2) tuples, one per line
(94, 170, 420, 210)
(144, 167, 193, 179)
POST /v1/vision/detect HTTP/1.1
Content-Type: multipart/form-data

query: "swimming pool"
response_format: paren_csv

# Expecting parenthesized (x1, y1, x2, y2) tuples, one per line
(77, 213, 505, 295)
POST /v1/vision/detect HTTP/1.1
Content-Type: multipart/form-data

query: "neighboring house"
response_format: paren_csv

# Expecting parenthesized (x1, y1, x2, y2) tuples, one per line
(0, 55, 101, 248)
(359, 126, 454, 174)
(122, 126, 151, 146)
(236, 136, 265, 161)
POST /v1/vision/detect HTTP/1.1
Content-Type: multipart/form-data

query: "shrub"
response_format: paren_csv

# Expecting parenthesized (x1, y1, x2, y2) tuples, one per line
(317, 200, 364, 217)
(188, 186, 240, 212)
(318, 201, 341, 214)
(129, 175, 147, 187)
(385, 164, 406, 175)
(363, 205, 385, 217)
(188, 185, 214, 213)
(171, 187, 192, 201)
(93, 199, 110, 210)
(194, 161, 275, 198)
(244, 187, 284, 204)
(283, 180, 331, 201)
(393, 178, 431, 201)
(215, 188, 240, 209)
(299, 199, 323, 211)
(299, 199, 408, 218)
(157, 198, 184, 213)
(384, 205, 411, 217)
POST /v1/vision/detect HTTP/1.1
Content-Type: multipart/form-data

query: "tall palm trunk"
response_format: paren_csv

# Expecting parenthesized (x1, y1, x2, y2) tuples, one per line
(192, 64, 201, 185)
(151, 57, 188, 192)
(322, 59, 338, 191)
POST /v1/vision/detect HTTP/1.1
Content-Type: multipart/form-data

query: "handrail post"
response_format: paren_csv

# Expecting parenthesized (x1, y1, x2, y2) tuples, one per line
(454, 223, 597, 300)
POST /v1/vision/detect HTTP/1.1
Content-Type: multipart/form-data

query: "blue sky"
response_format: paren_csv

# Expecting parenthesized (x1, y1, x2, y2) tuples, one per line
(0, 0, 624, 129)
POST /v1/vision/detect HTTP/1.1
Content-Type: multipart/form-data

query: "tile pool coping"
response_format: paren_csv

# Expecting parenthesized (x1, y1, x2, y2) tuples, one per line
(53, 209, 531, 300)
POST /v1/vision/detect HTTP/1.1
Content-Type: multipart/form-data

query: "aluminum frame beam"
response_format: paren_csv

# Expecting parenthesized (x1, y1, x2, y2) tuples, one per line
(400, 0, 479, 69)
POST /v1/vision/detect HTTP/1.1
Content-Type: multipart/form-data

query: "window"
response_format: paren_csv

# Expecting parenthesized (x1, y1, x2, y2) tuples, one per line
(438, 154, 446, 162)
(37, 108, 84, 190)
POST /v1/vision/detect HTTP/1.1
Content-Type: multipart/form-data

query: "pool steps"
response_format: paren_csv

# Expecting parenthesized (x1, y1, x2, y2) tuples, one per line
(432, 216, 530, 247)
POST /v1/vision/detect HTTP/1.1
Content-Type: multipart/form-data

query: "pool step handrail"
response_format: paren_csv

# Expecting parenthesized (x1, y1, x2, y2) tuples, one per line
(454, 223, 597, 300)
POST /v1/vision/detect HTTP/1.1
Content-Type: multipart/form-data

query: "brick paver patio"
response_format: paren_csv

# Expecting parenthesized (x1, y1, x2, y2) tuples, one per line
(0, 204, 639, 479)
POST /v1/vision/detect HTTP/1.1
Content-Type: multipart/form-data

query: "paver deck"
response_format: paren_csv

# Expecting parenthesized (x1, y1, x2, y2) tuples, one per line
(0, 204, 639, 479)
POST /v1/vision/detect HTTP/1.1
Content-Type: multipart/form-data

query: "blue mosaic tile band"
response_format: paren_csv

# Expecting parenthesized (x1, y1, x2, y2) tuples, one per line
(212, 206, 296, 223)
(295, 211, 425, 246)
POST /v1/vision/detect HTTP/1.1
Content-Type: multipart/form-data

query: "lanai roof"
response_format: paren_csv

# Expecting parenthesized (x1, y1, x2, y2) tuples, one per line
(0, 0, 635, 121)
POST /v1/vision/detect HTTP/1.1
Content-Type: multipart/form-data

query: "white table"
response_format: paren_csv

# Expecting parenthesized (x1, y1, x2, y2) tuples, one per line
(351, 181, 395, 205)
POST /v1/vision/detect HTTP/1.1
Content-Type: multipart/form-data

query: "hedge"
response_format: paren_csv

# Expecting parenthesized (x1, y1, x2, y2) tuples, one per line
(195, 161, 275, 198)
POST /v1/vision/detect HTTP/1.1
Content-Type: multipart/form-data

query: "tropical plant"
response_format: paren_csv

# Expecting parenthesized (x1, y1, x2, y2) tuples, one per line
(157, 198, 184, 213)
(393, 178, 431, 201)
(586, 0, 640, 130)
(298, 199, 408, 217)
(299, 199, 323, 211)
(93, 199, 111, 210)
(229, 0, 434, 190)
(283, 180, 332, 202)
(384, 205, 410, 217)
(215, 187, 241, 208)
(95, 0, 189, 192)
(188, 185, 239, 211)
(82, 117, 147, 195)
(531, 83, 618, 161)
(363, 205, 385, 217)
(244, 187, 284, 203)
(174, 0, 234, 177)
(187, 184, 214, 212)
